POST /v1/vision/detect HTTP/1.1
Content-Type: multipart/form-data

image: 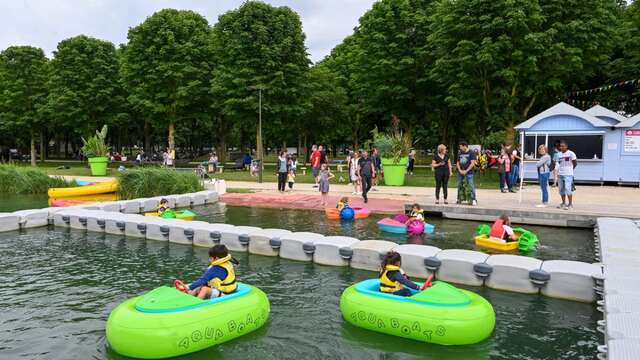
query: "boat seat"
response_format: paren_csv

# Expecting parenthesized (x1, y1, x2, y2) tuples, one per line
(354, 279, 470, 307)
(136, 283, 251, 313)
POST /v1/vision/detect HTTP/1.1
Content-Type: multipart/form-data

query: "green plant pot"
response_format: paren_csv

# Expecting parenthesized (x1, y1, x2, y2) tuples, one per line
(88, 156, 109, 176)
(381, 157, 408, 186)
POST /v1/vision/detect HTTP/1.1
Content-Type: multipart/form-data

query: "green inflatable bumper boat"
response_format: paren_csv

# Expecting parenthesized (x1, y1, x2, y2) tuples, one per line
(340, 279, 495, 345)
(106, 283, 270, 359)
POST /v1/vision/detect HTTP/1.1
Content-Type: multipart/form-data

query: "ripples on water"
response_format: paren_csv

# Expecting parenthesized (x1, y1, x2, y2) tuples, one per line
(0, 226, 599, 360)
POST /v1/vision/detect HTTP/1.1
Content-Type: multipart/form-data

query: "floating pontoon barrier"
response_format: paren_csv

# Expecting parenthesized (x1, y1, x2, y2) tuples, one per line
(121, 200, 142, 214)
(193, 223, 235, 248)
(394, 244, 440, 279)
(436, 249, 489, 287)
(485, 255, 542, 294)
(0, 190, 615, 310)
(248, 228, 292, 257)
(596, 217, 640, 360)
(175, 194, 191, 208)
(141, 198, 160, 212)
(14, 209, 49, 229)
(190, 192, 207, 206)
(168, 220, 208, 245)
(279, 232, 326, 262)
(219, 226, 261, 252)
(0, 213, 21, 232)
(348, 240, 397, 271)
(312, 236, 359, 266)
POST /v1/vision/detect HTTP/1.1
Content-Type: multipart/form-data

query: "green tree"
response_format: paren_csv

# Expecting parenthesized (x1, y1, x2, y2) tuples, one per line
(303, 64, 349, 148)
(350, 0, 434, 130)
(122, 9, 212, 154)
(430, 0, 619, 143)
(44, 35, 124, 153)
(210, 1, 310, 159)
(0, 46, 49, 165)
(607, 1, 640, 114)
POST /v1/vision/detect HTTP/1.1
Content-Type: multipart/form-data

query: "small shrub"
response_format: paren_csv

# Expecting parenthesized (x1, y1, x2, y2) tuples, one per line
(0, 164, 74, 194)
(118, 168, 204, 199)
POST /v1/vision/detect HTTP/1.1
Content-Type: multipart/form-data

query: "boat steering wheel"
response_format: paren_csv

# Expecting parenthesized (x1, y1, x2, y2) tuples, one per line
(174, 279, 189, 293)
(420, 275, 434, 290)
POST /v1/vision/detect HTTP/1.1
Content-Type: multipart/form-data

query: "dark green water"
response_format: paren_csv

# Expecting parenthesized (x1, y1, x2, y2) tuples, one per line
(199, 203, 594, 262)
(0, 227, 599, 360)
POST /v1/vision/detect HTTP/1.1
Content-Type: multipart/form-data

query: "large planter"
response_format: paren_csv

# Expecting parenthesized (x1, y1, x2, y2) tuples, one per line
(381, 157, 408, 186)
(88, 156, 109, 176)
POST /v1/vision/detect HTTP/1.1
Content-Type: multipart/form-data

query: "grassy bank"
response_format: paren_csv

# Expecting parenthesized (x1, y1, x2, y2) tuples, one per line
(0, 165, 72, 194)
(118, 168, 204, 199)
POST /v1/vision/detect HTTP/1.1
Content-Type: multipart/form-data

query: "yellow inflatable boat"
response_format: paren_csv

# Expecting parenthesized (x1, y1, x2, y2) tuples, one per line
(48, 180, 119, 198)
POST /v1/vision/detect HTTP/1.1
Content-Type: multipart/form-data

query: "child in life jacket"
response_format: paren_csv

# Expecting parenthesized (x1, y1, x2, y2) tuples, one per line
(336, 197, 350, 211)
(490, 214, 518, 242)
(178, 245, 238, 299)
(379, 251, 420, 297)
(406, 203, 425, 223)
(158, 198, 170, 214)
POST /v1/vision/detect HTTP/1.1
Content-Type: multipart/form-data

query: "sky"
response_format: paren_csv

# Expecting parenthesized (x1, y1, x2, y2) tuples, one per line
(0, 0, 376, 63)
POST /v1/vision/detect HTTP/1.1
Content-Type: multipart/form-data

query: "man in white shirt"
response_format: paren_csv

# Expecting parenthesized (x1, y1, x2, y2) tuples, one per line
(556, 140, 577, 210)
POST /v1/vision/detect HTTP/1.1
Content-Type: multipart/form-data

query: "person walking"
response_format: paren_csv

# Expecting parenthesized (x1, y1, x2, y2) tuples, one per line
(358, 150, 376, 204)
(551, 140, 561, 187)
(276, 151, 289, 193)
(310, 145, 321, 188)
(497, 147, 513, 193)
(348, 151, 361, 195)
(317, 163, 335, 206)
(371, 147, 382, 190)
(431, 144, 451, 204)
(510, 143, 522, 188)
(407, 148, 416, 175)
(556, 140, 577, 210)
(456, 141, 477, 205)
(536, 144, 551, 207)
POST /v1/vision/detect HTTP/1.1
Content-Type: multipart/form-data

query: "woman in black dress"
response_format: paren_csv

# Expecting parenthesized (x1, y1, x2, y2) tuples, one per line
(431, 144, 452, 204)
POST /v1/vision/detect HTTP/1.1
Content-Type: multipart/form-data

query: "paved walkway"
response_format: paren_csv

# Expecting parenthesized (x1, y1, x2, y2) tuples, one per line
(223, 180, 640, 219)
(57, 176, 640, 219)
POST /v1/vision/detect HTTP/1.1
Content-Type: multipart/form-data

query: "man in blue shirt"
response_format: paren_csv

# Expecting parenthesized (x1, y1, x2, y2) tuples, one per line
(456, 141, 477, 205)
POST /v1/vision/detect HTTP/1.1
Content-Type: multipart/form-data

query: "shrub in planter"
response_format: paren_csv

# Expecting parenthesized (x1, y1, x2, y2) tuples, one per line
(372, 117, 412, 186)
(81, 125, 110, 176)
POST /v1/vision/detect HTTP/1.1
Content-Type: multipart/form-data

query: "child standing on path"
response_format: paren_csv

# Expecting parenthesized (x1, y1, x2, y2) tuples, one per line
(317, 163, 335, 206)
(287, 169, 296, 191)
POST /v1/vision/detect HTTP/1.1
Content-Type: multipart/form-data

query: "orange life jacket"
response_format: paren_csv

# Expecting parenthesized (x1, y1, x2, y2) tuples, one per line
(490, 219, 506, 240)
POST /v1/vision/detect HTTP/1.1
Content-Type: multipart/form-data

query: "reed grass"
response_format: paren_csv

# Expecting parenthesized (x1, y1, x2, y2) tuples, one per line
(0, 164, 73, 194)
(118, 168, 203, 199)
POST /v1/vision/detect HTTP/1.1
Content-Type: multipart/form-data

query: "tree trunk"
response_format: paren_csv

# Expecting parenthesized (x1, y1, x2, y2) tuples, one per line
(39, 130, 45, 163)
(144, 119, 151, 152)
(217, 116, 228, 163)
(64, 132, 69, 159)
(297, 134, 302, 159)
(168, 121, 175, 152)
(30, 132, 36, 167)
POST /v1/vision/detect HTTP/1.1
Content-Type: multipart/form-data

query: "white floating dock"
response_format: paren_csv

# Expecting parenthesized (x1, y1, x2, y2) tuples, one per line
(219, 226, 261, 252)
(193, 223, 236, 248)
(349, 240, 397, 271)
(485, 255, 542, 294)
(279, 232, 326, 262)
(248, 228, 292, 257)
(14, 209, 49, 229)
(436, 249, 489, 286)
(596, 217, 640, 360)
(312, 236, 359, 267)
(394, 244, 441, 279)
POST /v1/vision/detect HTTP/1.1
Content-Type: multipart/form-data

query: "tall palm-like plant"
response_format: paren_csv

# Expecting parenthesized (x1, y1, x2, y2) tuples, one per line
(371, 116, 412, 164)
(81, 125, 110, 158)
